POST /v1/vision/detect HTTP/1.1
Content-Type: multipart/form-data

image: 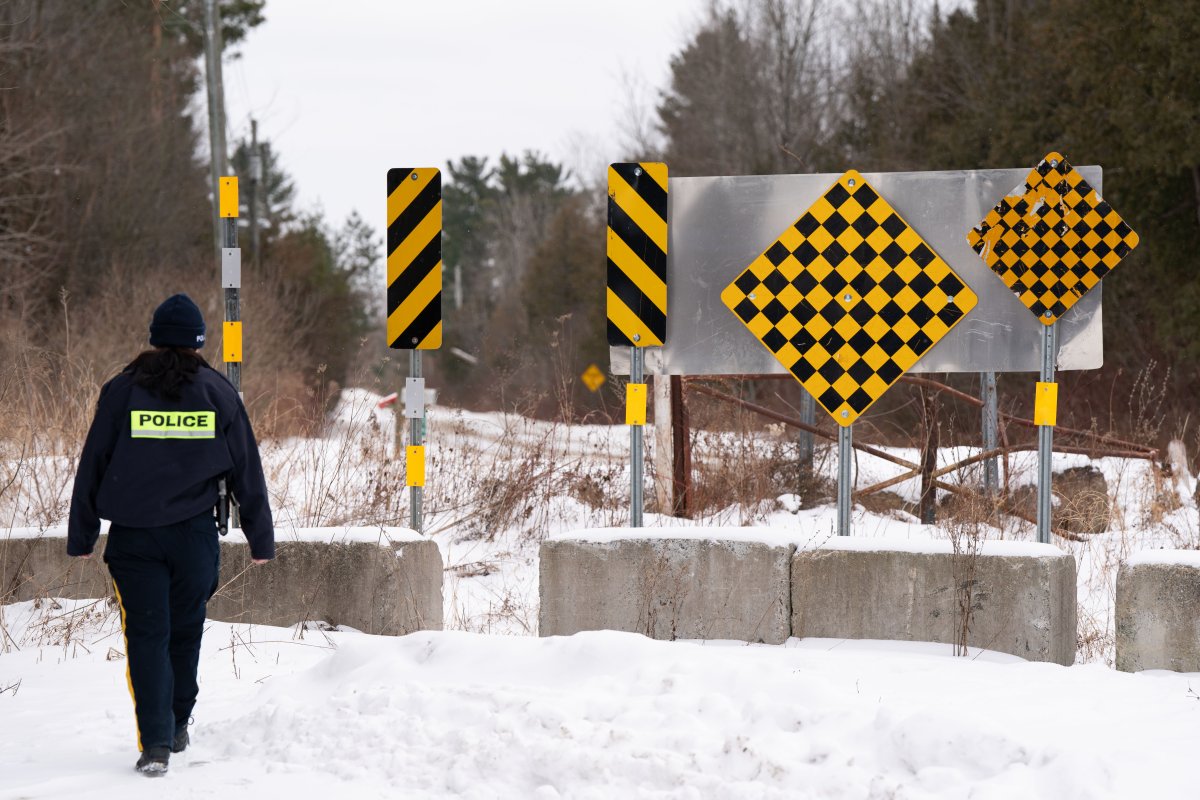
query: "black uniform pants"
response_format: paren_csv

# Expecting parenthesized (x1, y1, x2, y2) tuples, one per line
(105, 510, 220, 751)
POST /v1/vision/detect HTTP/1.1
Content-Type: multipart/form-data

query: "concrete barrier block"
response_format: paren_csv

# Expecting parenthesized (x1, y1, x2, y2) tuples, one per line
(2, 528, 443, 636)
(1, 534, 112, 601)
(210, 533, 443, 635)
(792, 538, 1076, 665)
(540, 532, 792, 644)
(1116, 552, 1200, 673)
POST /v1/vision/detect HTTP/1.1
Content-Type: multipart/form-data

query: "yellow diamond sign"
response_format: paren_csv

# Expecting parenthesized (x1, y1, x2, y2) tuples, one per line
(721, 170, 977, 426)
(967, 151, 1139, 325)
(581, 364, 606, 393)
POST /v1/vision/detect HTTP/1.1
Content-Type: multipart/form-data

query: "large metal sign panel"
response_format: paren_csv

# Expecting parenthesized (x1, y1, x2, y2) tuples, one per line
(610, 166, 1103, 376)
(968, 152, 1137, 326)
(721, 170, 977, 425)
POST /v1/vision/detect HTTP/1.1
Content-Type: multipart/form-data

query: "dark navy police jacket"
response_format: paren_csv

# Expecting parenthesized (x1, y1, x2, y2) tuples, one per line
(67, 364, 275, 560)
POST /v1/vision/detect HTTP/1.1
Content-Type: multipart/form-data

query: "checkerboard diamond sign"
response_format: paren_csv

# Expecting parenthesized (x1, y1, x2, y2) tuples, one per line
(721, 170, 978, 426)
(967, 151, 1139, 325)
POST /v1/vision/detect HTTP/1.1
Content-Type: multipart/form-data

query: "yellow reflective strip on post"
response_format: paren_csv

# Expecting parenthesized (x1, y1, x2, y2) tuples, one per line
(219, 176, 239, 218)
(406, 445, 425, 487)
(1034, 382, 1058, 426)
(626, 383, 647, 426)
(223, 321, 243, 363)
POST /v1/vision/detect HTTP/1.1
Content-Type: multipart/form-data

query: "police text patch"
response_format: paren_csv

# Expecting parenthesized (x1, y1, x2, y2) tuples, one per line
(130, 411, 216, 439)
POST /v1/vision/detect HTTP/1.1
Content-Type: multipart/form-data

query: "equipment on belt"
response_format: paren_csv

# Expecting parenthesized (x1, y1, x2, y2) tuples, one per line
(216, 476, 235, 536)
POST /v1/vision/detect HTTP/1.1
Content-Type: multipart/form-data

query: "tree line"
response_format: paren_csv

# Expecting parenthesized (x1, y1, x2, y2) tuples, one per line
(436, 0, 1199, 437)
(2, 1, 1194, 440)
(0, 1, 372, 436)
(640, 0, 1198, 437)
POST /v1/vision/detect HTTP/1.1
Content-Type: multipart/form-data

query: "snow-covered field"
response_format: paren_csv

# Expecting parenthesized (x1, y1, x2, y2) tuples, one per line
(3, 600, 1199, 799)
(3, 390, 1199, 797)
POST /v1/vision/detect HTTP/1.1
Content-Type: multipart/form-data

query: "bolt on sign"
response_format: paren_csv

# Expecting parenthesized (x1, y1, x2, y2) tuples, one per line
(581, 364, 606, 393)
(387, 168, 442, 350)
(967, 152, 1139, 325)
(607, 162, 668, 347)
(721, 170, 977, 426)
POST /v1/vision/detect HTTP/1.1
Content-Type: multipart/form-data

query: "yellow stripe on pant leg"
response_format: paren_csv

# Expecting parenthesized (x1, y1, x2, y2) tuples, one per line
(111, 579, 143, 752)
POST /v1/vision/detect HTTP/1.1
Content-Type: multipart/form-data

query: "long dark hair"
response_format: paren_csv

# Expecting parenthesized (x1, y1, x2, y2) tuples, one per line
(125, 348, 209, 401)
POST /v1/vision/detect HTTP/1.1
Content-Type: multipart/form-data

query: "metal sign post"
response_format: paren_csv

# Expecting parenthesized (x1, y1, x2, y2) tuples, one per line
(969, 152, 1139, 543)
(386, 167, 443, 535)
(1036, 324, 1058, 543)
(218, 176, 242, 530)
(202, 0, 228, 266)
(838, 425, 852, 536)
(606, 162, 669, 529)
(798, 390, 815, 469)
(409, 351, 424, 533)
(629, 348, 646, 527)
(219, 177, 242, 394)
(981, 371, 999, 496)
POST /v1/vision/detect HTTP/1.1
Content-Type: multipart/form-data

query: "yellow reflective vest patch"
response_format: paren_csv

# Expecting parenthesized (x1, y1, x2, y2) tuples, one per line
(130, 410, 216, 439)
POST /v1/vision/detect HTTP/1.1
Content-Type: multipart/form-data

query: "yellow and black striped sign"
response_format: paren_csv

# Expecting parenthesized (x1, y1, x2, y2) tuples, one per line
(607, 162, 668, 347)
(387, 167, 442, 350)
(968, 152, 1139, 326)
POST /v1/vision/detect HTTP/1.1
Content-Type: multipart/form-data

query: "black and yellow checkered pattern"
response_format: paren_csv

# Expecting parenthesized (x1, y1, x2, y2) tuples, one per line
(967, 152, 1138, 326)
(721, 170, 977, 426)
(387, 167, 442, 350)
(607, 162, 668, 347)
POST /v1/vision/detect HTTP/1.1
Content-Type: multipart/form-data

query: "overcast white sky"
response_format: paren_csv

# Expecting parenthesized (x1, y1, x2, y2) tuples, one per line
(222, 0, 706, 229)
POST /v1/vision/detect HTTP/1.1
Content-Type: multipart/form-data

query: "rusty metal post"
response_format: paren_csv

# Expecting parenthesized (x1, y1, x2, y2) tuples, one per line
(798, 388, 815, 470)
(670, 375, 692, 517)
(920, 385, 939, 524)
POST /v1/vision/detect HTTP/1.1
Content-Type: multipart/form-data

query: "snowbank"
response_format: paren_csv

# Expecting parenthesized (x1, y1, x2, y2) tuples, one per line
(1125, 549, 1200, 569)
(2, 603, 1198, 799)
(550, 527, 1064, 559)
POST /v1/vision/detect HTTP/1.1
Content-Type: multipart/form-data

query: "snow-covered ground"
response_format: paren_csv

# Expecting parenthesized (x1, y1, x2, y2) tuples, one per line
(3, 389, 1199, 796)
(3, 599, 1199, 799)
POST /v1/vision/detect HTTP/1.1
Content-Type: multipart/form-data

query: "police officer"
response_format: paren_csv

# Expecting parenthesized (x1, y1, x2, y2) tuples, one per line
(67, 293, 274, 776)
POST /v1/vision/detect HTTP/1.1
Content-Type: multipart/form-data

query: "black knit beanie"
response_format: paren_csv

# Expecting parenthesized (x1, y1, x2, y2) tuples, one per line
(149, 293, 206, 349)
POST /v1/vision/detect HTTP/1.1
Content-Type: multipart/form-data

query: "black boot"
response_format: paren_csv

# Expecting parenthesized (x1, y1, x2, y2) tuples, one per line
(172, 725, 190, 754)
(135, 746, 170, 776)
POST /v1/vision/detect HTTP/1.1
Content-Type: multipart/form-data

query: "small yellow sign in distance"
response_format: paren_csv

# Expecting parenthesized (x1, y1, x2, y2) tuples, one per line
(406, 445, 425, 487)
(626, 383, 647, 426)
(721, 170, 977, 427)
(219, 177, 239, 219)
(223, 321, 242, 363)
(967, 152, 1139, 326)
(1033, 382, 1058, 426)
(581, 364, 606, 393)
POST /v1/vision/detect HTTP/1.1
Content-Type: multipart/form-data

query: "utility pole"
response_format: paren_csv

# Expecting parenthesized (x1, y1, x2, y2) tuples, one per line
(249, 118, 262, 269)
(203, 0, 229, 263)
